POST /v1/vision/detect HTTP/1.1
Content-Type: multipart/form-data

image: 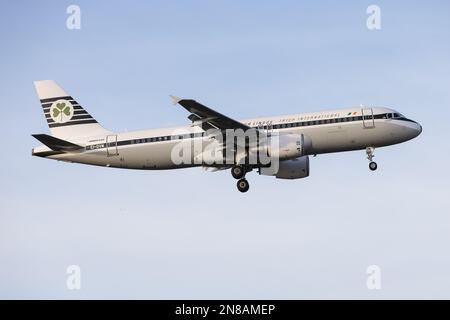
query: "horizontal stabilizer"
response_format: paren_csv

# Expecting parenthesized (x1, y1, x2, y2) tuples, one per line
(32, 134, 83, 151)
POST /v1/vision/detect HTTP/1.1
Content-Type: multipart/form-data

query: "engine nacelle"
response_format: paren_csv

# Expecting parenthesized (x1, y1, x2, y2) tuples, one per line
(276, 156, 310, 179)
(260, 156, 310, 179)
(267, 133, 311, 161)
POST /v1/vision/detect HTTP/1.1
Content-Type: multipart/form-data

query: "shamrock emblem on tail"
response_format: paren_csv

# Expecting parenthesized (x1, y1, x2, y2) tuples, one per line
(50, 100, 73, 123)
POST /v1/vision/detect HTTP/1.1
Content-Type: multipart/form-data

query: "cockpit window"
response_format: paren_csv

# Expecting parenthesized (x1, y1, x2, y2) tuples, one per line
(387, 113, 393, 119)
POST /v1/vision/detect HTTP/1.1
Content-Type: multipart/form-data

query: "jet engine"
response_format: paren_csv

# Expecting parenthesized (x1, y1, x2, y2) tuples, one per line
(268, 133, 303, 160)
(255, 133, 311, 160)
(260, 155, 310, 179)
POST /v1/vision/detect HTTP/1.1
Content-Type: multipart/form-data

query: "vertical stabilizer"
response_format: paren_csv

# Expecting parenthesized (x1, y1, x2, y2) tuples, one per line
(34, 80, 110, 139)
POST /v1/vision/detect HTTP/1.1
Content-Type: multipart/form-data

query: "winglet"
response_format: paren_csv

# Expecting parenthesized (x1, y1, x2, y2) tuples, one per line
(170, 95, 182, 105)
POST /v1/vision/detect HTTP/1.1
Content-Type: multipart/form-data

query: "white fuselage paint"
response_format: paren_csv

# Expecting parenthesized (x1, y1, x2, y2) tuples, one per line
(32, 106, 422, 170)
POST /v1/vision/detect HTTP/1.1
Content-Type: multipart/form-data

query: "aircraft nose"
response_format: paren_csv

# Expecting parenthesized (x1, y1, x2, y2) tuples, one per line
(416, 122, 422, 135)
(412, 120, 422, 138)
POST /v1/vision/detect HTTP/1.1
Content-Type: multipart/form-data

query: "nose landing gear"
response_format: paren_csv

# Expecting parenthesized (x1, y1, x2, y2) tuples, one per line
(366, 147, 378, 171)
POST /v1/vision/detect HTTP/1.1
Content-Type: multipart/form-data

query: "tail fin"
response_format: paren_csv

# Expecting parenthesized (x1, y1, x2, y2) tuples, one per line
(33, 80, 110, 139)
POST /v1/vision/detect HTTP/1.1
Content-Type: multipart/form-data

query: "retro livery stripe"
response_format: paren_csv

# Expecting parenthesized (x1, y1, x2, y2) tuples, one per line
(40, 96, 73, 103)
(41, 96, 98, 126)
(48, 119, 98, 128)
(41, 101, 78, 108)
(45, 115, 95, 123)
(43, 105, 84, 112)
(81, 113, 420, 151)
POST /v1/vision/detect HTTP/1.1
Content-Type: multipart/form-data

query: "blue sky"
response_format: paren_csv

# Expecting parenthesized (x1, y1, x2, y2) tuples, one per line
(1, 0, 450, 299)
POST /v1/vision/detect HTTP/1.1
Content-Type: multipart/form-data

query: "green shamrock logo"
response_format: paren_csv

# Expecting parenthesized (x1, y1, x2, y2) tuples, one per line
(51, 101, 72, 122)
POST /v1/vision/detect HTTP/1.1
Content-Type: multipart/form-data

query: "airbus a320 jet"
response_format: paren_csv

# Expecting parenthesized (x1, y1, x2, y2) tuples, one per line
(32, 80, 422, 192)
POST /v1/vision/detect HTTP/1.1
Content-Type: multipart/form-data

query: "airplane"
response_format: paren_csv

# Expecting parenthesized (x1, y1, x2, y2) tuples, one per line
(32, 80, 422, 193)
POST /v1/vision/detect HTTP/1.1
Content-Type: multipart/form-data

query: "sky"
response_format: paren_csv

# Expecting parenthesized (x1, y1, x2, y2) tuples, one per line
(0, 0, 450, 299)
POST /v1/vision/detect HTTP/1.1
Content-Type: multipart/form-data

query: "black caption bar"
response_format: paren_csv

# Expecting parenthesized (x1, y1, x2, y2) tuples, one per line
(1, 300, 448, 319)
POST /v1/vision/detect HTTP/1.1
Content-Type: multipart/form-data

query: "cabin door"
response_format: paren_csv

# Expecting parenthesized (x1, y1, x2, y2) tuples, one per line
(361, 108, 375, 128)
(106, 135, 119, 156)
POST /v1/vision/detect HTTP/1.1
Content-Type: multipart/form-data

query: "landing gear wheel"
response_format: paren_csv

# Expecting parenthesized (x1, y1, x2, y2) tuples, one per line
(231, 165, 245, 179)
(366, 147, 378, 171)
(237, 179, 250, 193)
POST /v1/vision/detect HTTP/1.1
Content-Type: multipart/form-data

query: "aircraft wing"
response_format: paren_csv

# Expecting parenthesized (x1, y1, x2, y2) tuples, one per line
(171, 96, 250, 131)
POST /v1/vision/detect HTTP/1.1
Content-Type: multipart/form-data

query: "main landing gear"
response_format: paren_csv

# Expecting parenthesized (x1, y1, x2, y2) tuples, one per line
(231, 165, 250, 193)
(366, 147, 378, 171)
(231, 165, 245, 179)
(237, 178, 250, 193)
